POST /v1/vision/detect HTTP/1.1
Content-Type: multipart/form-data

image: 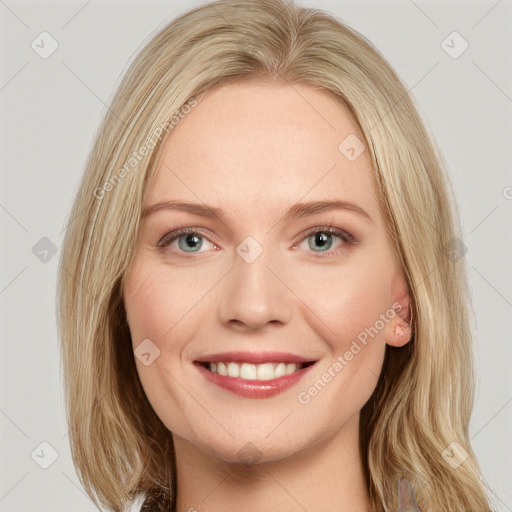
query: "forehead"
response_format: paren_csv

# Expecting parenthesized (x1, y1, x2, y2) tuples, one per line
(145, 82, 381, 227)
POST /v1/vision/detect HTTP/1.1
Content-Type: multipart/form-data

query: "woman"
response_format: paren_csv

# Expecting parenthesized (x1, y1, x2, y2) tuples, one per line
(56, 0, 493, 510)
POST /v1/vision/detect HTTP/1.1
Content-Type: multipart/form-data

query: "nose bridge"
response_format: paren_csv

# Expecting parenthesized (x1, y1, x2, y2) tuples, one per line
(217, 235, 291, 328)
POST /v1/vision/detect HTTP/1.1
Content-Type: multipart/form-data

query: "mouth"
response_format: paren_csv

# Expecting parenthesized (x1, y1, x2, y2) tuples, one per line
(193, 352, 318, 399)
(195, 360, 316, 380)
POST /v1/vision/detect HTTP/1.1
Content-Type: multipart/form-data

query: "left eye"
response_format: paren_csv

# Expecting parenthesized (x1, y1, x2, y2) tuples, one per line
(157, 226, 354, 255)
(293, 227, 354, 254)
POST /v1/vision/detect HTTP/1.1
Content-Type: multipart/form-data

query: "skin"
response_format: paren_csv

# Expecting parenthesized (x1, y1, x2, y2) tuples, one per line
(123, 81, 413, 512)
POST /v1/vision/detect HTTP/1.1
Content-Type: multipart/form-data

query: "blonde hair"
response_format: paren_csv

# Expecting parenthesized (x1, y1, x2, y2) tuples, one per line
(56, 1, 493, 510)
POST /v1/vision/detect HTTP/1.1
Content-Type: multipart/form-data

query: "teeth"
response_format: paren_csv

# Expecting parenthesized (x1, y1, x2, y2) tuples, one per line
(217, 362, 227, 376)
(241, 363, 257, 379)
(285, 363, 297, 375)
(277, 362, 289, 378)
(227, 362, 239, 377)
(206, 361, 302, 380)
(257, 362, 274, 380)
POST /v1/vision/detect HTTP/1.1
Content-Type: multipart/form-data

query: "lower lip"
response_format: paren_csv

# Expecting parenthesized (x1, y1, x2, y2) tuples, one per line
(194, 363, 316, 399)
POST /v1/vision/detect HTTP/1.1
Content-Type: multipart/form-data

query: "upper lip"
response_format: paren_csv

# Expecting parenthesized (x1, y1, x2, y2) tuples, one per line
(194, 351, 318, 365)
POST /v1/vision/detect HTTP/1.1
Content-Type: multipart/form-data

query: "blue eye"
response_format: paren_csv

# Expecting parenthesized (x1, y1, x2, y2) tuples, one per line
(157, 228, 215, 253)
(296, 226, 354, 256)
(157, 225, 355, 257)
(308, 231, 334, 251)
(176, 233, 203, 252)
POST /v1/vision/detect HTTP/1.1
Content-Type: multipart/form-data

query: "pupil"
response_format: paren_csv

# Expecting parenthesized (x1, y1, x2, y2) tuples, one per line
(311, 232, 332, 251)
(180, 234, 202, 251)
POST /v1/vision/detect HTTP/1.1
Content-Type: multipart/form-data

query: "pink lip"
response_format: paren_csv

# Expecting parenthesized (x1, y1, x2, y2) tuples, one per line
(194, 351, 316, 365)
(194, 359, 317, 399)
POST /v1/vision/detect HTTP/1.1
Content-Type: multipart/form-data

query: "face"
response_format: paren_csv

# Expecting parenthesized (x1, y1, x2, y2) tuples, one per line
(123, 81, 411, 464)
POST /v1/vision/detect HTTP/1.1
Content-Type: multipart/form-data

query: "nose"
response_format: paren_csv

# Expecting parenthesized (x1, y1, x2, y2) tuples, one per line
(216, 243, 293, 331)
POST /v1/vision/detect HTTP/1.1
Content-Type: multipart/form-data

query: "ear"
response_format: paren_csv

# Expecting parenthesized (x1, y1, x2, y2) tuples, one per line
(386, 274, 413, 348)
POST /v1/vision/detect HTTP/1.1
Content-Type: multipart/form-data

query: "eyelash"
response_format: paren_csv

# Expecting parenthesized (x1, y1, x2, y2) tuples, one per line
(157, 225, 356, 259)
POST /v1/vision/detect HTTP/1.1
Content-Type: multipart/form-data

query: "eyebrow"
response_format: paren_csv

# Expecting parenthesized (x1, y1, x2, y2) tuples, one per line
(142, 199, 374, 225)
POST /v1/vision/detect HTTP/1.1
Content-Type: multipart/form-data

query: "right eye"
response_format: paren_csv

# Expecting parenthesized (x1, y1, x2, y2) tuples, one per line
(157, 228, 219, 254)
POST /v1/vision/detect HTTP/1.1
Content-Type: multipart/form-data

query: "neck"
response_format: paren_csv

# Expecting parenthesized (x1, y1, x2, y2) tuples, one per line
(173, 413, 370, 512)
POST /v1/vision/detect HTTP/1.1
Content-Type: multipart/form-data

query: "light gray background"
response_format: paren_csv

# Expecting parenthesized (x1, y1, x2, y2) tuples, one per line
(0, 0, 511, 510)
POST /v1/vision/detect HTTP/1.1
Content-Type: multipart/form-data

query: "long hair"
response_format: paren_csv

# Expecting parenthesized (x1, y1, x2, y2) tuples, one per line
(56, 1, 493, 510)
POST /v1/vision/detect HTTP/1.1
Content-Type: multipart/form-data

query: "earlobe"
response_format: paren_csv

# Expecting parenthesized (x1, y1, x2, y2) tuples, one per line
(387, 277, 413, 348)
(389, 319, 413, 347)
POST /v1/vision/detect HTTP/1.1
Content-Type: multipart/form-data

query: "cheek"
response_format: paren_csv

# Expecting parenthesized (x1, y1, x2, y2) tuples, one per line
(292, 253, 394, 400)
(295, 255, 394, 348)
(123, 260, 197, 427)
(124, 259, 212, 345)
(124, 270, 166, 345)
(293, 263, 391, 415)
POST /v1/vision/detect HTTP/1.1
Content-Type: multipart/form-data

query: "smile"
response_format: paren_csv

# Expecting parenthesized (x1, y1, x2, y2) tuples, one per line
(200, 361, 314, 380)
(193, 352, 318, 399)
